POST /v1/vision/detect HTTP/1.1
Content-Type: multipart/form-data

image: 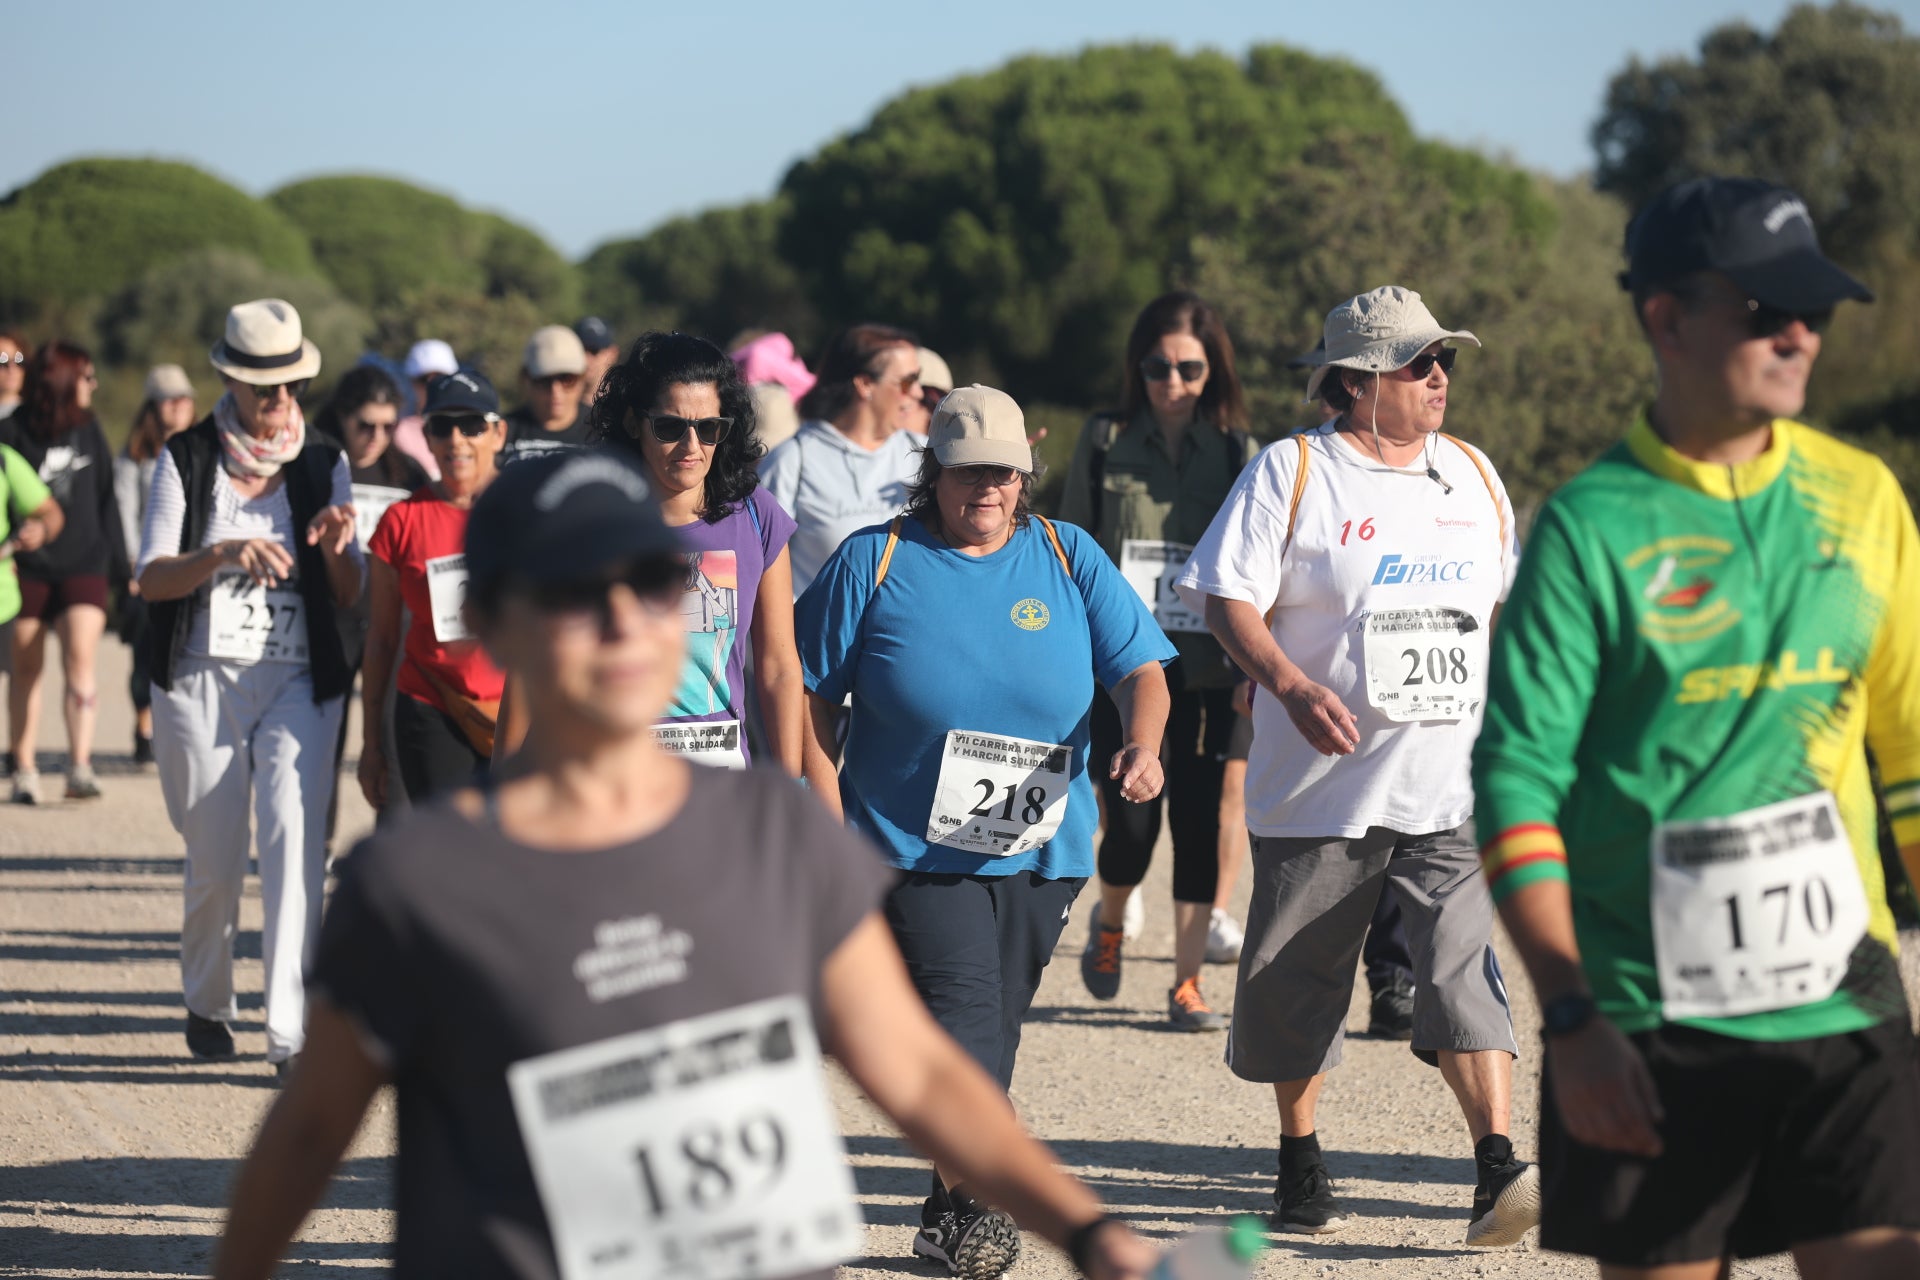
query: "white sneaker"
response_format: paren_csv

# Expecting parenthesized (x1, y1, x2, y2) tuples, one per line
(1206, 908, 1244, 964)
(1123, 889, 1145, 942)
(11, 771, 41, 806)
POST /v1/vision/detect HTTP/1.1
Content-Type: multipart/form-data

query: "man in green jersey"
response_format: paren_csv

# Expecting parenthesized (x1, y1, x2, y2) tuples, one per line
(1474, 176, 1920, 1277)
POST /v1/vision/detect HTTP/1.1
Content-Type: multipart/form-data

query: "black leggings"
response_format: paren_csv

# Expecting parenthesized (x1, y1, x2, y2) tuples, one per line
(393, 694, 487, 803)
(1091, 681, 1236, 904)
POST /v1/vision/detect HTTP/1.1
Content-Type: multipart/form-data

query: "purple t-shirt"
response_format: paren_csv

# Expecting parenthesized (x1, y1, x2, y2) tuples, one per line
(664, 489, 797, 754)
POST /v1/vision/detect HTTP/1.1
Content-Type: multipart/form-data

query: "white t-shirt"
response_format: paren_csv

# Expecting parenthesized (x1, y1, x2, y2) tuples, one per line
(758, 420, 923, 597)
(1174, 424, 1518, 838)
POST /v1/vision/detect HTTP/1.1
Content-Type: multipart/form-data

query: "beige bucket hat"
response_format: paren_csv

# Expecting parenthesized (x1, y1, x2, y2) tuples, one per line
(1302, 286, 1478, 403)
(928, 385, 1032, 474)
(209, 299, 323, 384)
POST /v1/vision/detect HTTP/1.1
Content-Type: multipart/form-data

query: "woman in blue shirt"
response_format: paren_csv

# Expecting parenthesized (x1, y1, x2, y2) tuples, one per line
(798, 385, 1173, 1279)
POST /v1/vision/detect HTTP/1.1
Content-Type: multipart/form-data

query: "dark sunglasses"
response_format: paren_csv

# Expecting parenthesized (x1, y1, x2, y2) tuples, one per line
(347, 415, 394, 435)
(1400, 348, 1459, 380)
(533, 373, 583, 390)
(245, 378, 309, 400)
(1140, 357, 1208, 383)
(425, 413, 498, 439)
(0, 351, 24, 366)
(528, 558, 685, 623)
(950, 464, 1021, 488)
(641, 413, 734, 446)
(1680, 285, 1833, 338)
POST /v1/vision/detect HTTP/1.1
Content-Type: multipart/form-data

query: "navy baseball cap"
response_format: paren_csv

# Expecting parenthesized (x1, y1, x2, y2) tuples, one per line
(465, 451, 682, 602)
(574, 316, 616, 354)
(1621, 176, 1873, 312)
(422, 369, 501, 419)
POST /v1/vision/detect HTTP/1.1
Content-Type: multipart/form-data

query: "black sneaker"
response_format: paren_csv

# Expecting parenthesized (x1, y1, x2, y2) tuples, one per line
(1368, 975, 1415, 1039)
(185, 1013, 235, 1059)
(914, 1195, 1021, 1278)
(1466, 1158, 1540, 1247)
(1273, 1159, 1348, 1234)
(133, 733, 155, 767)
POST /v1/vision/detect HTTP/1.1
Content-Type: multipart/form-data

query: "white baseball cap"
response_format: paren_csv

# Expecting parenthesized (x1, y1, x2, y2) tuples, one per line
(403, 339, 458, 380)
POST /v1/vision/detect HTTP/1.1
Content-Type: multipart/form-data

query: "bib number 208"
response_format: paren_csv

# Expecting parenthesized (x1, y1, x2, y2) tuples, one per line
(1400, 646, 1469, 687)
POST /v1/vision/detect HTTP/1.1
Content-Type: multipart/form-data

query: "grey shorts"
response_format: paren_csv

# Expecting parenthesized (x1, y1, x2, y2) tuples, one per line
(1226, 821, 1517, 1083)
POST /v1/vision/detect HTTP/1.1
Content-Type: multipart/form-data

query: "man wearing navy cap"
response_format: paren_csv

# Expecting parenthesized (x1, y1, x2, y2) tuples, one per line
(1474, 176, 1920, 1275)
(575, 317, 618, 408)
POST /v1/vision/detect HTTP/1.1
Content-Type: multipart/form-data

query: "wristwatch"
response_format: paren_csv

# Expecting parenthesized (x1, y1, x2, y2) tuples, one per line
(1541, 991, 1598, 1038)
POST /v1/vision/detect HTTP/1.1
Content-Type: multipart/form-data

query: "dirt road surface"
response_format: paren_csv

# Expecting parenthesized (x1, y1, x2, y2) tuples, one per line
(3, 639, 1915, 1277)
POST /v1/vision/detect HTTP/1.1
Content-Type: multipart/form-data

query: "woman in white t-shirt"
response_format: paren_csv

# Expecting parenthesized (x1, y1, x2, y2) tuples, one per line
(1175, 286, 1537, 1248)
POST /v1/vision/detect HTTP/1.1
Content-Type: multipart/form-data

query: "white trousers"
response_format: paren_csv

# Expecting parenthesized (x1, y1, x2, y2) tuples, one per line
(152, 657, 343, 1061)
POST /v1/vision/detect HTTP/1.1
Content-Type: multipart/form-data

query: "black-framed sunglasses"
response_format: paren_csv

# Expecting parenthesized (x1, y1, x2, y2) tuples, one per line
(245, 378, 309, 400)
(1140, 356, 1208, 383)
(425, 413, 498, 439)
(0, 351, 23, 366)
(1678, 284, 1833, 338)
(950, 464, 1021, 488)
(640, 413, 734, 446)
(1400, 348, 1459, 380)
(527, 558, 686, 625)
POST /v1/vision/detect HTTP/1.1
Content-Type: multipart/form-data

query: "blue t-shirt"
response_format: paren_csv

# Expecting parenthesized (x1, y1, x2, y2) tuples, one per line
(798, 514, 1174, 879)
(663, 489, 798, 759)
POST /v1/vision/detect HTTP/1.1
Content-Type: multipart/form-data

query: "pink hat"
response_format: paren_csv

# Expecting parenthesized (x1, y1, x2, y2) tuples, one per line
(731, 332, 816, 402)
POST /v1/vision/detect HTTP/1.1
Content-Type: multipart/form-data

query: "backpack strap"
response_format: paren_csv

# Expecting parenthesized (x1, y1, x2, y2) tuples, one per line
(875, 515, 904, 587)
(1034, 514, 1074, 578)
(1085, 414, 1125, 534)
(1440, 433, 1509, 571)
(1265, 433, 1313, 627)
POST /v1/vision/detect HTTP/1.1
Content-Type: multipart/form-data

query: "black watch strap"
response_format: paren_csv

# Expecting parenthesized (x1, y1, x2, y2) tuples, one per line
(1066, 1215, 1118, 1275)
(1542, 991, 1598, 1038)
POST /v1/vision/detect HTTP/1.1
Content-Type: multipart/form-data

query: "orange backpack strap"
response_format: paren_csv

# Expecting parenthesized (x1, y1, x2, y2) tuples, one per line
(1265, 434, 1313, 627)
(1034, 515, 1074, 578)
(875, 516, 904, 587)
(1440, 433, 1509, 570)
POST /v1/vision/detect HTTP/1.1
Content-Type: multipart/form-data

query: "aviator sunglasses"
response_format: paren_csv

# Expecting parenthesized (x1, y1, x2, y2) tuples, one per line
(1140, 356, 1208, 383)
(636, 412, 734, 446)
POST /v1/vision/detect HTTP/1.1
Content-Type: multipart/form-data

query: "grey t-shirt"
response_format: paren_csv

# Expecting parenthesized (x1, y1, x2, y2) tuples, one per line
(756, 421, 923, 597)
(310, 766, 893, 1279)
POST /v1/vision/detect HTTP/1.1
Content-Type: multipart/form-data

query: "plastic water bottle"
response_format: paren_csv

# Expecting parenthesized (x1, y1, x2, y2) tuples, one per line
(1151, 1216, 1267, 1280)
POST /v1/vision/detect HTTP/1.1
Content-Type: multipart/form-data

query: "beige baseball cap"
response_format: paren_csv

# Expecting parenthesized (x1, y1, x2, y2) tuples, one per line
(916, 347, 954, 394)
(524, 324, 587, 379)
(1302, 285, 1479, 403)
(144, 363, 194, 402)
(927, 385, 1032, 474)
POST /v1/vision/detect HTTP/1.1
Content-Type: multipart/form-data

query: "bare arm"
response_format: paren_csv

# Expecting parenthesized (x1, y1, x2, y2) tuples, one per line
(1103, 660, 1168, 804)
(491, 675, 529, 765)
(3, 495, 62, 555)
(1204, 594, 1358, 757)
(213, 1001, 386, 1279)
(804, 693, 844, 820)
(305, 504, 364, 609)
(823, 916, 1157, 1279)
(749, 548, 808, 779)
(357, 558, 403, 811)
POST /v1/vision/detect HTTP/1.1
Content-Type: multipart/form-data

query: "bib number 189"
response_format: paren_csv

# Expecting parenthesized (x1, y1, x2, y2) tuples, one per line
(634, 1113, 787, 1221)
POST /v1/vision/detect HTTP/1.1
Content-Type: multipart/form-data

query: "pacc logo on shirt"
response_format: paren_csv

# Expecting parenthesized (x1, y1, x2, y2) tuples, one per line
(1010, 598, 1051, 631)
(1372, 554, 1474, 586)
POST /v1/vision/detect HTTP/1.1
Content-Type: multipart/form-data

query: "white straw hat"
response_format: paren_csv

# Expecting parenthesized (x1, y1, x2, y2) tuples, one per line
(1302, 286, 1478, 403)
(209, 299, 322, 385)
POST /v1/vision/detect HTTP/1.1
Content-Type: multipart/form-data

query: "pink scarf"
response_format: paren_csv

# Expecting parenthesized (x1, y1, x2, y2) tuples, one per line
(214, 392, 306, 478)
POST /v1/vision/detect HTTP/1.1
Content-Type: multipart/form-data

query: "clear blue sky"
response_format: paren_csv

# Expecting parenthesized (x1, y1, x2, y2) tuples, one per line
(11, 0, 1915, 258)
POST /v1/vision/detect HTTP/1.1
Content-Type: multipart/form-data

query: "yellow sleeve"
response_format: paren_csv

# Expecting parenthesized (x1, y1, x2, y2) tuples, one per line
(1862, 470, 1920, 851)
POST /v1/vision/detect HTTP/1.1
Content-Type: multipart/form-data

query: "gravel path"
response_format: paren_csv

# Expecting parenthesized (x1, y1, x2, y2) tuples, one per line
(2, 640, 1914, 1277)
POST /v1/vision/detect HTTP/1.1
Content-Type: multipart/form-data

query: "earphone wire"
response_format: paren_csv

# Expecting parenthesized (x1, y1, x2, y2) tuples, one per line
(1359, 370, 1451, 492)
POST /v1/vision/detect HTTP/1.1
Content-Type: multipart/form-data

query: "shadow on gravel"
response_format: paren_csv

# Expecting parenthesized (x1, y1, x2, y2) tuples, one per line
(0, 1050, 278, 1089)
(1, 928, 260, 963)
(1023, 1004, 1197, 1033)
(0, 854, 186, 876)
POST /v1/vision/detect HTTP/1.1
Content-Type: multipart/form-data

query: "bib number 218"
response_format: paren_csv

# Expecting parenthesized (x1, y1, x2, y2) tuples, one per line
(969, 781, 1049, 825)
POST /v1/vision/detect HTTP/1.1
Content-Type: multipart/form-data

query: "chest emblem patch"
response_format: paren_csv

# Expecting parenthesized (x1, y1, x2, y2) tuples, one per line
(1626, 537, 1741, 644)
(1011, 598, 1051, 631)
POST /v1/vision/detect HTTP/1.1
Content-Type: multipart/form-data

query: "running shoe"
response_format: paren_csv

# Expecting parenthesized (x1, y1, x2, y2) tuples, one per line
(133, 733, 155, 768)
(1167, 977, 1227, 1032)
(1465, 1157, 1540, 1247)
(185, 1013, 236, 1059)
(65, 766, 102, 800)
(1080, 908, 1124, 1001)
(1368, 975, 1415, 1039)
(1272, 1158, 1348, 1234)
(914, 1195, 1021, 1278)
(10, 771, 40, 806)
(1205, 907, 1244, 964)
(1, 750, 13, 776)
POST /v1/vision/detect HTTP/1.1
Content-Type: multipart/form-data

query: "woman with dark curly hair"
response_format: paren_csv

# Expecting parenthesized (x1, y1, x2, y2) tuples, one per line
(590, 331, 831, 790)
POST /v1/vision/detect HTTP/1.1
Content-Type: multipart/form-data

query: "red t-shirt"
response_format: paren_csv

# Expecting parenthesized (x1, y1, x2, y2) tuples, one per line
(367, 490, 504, 710)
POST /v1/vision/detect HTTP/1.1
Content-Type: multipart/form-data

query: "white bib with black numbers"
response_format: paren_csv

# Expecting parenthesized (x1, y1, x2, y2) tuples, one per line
(1119, 539, 1205, 634)
(926, 729, 1071, 857)
(350, 483, 410, 552)
(507, 995, 862, 1280)
(652, 721, 748, 770)
(206, 568, 308, 664)
(1650, 792, 1870, 1020)
(1359, 606, 1487, 723)
(426, 553, 471, 643)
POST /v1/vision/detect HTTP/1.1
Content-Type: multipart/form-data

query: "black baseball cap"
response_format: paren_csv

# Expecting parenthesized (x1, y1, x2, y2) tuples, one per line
(422, 369, 501, 419)
(574, 316, 616, 354)
(465, 451, 683, 601)
(1621, 176, 1874, 312)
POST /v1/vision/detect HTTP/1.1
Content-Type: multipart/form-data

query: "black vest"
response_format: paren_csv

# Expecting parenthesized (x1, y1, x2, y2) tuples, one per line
(146, 417, 352, 702)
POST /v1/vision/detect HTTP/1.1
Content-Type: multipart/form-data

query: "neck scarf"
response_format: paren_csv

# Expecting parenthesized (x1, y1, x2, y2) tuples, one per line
(214, 392, 306, 479)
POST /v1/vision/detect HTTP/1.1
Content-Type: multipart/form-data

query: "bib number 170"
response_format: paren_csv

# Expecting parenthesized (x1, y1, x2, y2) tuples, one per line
(1720, 876, 1840, 952)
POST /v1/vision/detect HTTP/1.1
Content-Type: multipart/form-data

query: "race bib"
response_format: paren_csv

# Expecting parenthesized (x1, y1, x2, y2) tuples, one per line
(426, 553, 470, 643)
(206, 569, 307, 664)
(926, 730, 1071, 856)
(351, 484, 410, 552)
(1119, 539, 1205, 634)
(1361, 607, 1486, 722)
(508, 996, 862, 1280)
(1651, 792, 1870, 1020)
(653, 721, 748, 770)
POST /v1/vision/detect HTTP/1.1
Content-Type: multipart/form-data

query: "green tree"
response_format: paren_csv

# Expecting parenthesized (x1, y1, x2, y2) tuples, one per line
(0, 159, 318, 323)
(269, 176, 579, 314)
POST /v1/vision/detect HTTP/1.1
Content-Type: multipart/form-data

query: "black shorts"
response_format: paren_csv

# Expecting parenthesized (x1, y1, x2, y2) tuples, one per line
(1540, 1018, 1920, 1265)
(17, 573, 110, 620)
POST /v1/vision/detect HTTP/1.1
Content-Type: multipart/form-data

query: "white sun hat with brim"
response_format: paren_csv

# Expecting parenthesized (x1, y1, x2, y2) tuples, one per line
(209, 298, 323, 385)
(1301, 286, 1479, 404)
